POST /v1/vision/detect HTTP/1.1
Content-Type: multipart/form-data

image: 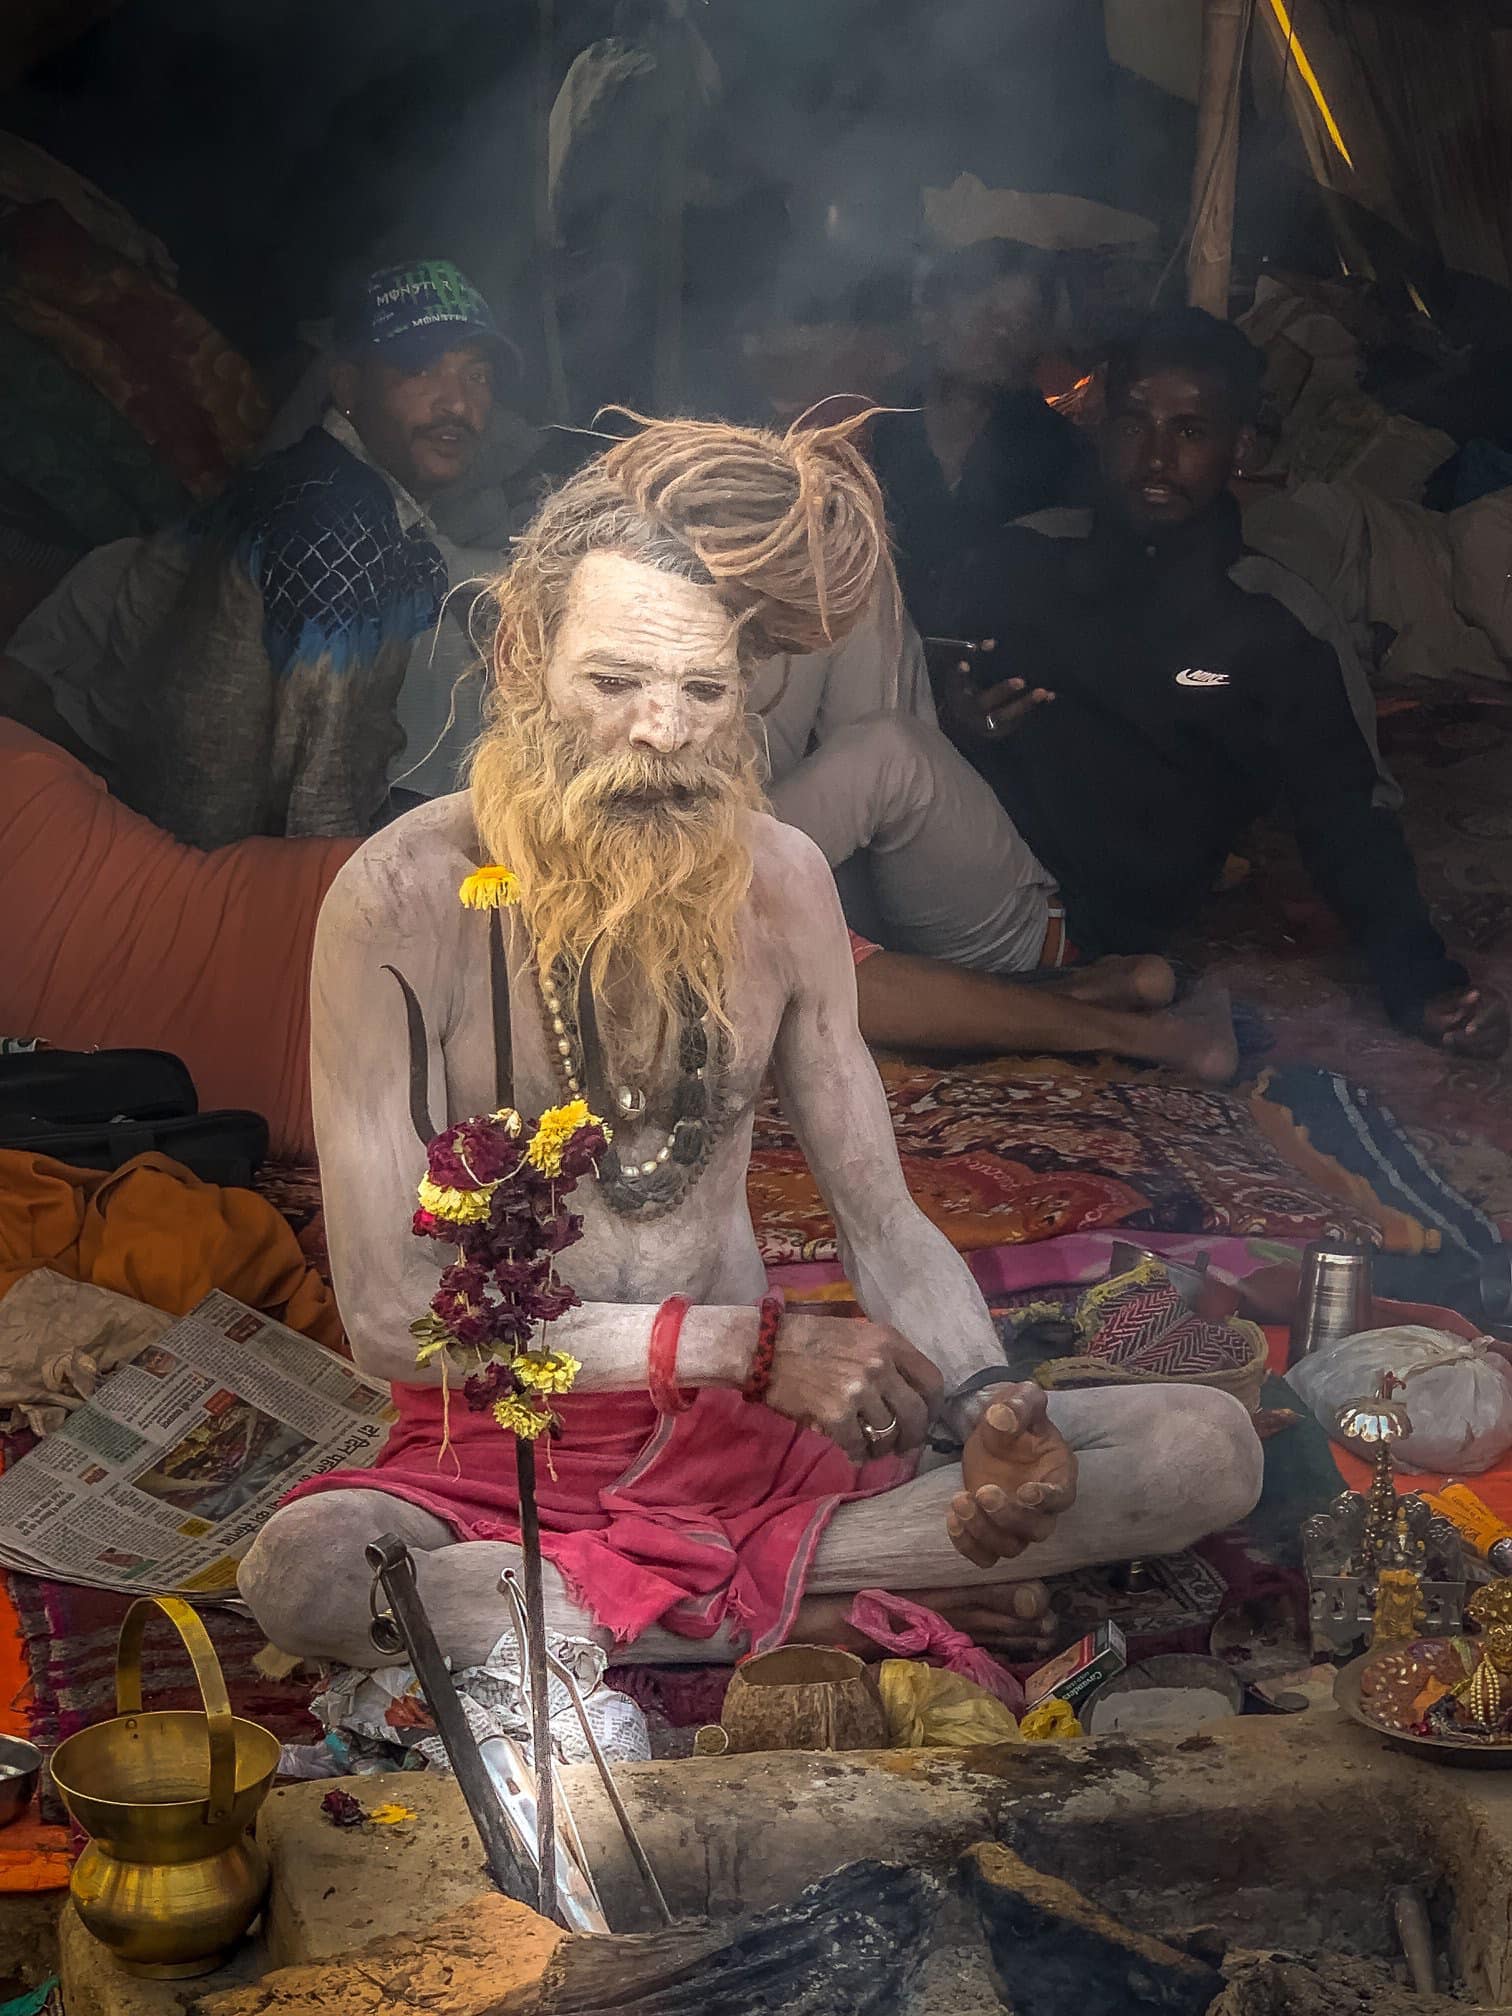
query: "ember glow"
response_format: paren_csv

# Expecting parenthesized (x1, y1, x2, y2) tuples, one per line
(1044, 373, 1094, 412)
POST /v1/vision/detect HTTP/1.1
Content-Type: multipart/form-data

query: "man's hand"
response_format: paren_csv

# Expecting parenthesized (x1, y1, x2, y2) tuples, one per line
(948, 1383, 1077, 1568)
(929, 637, 1054, 744)
(1416, 984, 1509, 1060)
(765, 1314, 944, 1463)
(966, 670, 1056, 743)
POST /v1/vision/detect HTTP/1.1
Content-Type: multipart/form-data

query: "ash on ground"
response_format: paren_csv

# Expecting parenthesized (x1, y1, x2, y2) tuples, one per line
(1209, 1949, 1474, 2015)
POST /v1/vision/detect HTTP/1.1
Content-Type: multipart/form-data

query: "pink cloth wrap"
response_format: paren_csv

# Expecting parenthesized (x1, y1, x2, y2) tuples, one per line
(844, 1588, 1025, 1710)
(286, 1382, 912, 1653)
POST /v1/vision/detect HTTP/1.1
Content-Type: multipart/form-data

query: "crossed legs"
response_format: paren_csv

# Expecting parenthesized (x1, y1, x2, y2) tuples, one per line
(240, 1387, 1262, 1668)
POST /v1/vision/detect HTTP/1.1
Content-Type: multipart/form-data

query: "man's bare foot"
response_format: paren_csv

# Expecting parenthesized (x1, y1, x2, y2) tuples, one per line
(1160, 981, 1238, 1085)
(1059, 954, 1177, 1012)
(790, 1579, 1057, 1661)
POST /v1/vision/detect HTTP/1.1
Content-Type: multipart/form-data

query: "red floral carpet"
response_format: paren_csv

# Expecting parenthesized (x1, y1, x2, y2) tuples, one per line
(1175, 694, 1512, 1222)
(748, 1056, 1376, 1264)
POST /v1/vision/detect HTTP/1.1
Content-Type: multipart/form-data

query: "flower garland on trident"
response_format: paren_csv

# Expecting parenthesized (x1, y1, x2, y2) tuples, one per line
(409, 864, 610, 1440)
(409, 1096, 608, 1438)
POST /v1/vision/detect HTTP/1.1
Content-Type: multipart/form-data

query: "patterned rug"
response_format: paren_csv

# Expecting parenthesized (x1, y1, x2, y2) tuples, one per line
(747, 1055, 1378, 1264)
(1176, 693, 1512, 1221)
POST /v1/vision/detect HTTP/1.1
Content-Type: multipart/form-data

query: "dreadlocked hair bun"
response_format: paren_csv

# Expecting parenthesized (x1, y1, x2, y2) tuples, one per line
(597, 409, 895, 656)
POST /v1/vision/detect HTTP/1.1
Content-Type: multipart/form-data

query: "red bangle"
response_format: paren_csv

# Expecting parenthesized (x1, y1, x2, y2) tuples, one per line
(742, 1293, 784, 1405)
(649, 1296, 693, 1415)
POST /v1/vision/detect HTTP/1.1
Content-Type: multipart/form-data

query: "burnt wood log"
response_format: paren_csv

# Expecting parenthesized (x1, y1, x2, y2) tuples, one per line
(966, 1841, 1224, 2016)
(500, 1859, 937, 2015)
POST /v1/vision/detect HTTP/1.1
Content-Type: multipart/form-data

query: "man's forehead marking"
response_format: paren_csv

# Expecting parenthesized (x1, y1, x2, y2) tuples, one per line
(579, 648, 734, 679)
(1118, 371, 1227, 414)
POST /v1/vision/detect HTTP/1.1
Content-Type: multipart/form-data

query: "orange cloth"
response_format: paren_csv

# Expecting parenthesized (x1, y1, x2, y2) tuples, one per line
(0, 1577, 30, 1742)
(1329, 1445, 1512, 1521)
(0, 720, 355, 1160)
(0, 1809, 74, 1891)
(0, 1457, 76, 1890)
(0, 1566, 70, 1892)
(0, 1149, 341, 1350)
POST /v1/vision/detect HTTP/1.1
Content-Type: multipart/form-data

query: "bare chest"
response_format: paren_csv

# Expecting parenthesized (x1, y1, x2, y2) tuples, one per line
(436, 928, 789, 1301)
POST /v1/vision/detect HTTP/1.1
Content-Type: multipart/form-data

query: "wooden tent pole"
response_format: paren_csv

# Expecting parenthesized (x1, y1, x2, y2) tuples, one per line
(1186, 0, 1249, 316)
(651, 0, 688, 414)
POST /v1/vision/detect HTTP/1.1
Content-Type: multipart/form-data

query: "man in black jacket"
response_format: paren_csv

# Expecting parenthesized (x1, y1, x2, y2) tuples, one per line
(938, 308, 1506, 1059)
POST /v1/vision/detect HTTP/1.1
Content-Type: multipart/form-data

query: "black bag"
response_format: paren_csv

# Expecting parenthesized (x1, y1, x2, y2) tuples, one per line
(0, 1048, 195, 1126)
(0, 1049, 269, 1187)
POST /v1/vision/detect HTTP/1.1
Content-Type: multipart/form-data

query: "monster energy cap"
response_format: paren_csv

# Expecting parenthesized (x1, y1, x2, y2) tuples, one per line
(336, 260, 505, 370)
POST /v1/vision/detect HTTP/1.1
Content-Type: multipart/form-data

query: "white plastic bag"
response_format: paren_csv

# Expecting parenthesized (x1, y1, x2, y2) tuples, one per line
(1288, 1326, 1512, 1475)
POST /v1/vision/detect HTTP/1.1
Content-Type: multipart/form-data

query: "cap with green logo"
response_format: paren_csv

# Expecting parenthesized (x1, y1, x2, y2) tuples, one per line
(336, 260, 504, 370)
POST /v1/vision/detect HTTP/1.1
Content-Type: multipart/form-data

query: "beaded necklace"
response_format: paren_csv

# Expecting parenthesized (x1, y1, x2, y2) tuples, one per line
(537, 956, 726, 1220)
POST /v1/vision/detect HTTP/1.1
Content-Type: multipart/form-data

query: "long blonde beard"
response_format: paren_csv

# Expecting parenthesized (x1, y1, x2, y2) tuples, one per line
(470, 698, 764, 1083)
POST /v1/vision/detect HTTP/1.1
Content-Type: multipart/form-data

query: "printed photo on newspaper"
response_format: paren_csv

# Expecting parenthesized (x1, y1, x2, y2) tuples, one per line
(0, 1291, 396, 1595)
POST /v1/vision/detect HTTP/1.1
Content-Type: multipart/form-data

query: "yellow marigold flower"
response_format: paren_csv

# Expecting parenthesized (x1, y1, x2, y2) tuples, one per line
(492, 1394, 552, 1440)
(513, 1350, 582, 1396)
(1019, 1698, 1082, 1743)
(459, 865, 521, 911)
(526, 1097, 602, 1178)
(417, 1176, 493, 1224)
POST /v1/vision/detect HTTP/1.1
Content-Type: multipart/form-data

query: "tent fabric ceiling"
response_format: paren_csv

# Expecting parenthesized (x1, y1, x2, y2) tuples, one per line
(7, 0, 1508, 311)
(1104, 0, 1203, 106)
(1106, 0, 1512, 290)
(1279, 7, 1512, 291)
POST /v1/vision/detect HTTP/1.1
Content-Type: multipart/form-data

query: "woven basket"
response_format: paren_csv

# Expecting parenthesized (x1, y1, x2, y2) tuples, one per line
(1034, 1316, 1270, 1415)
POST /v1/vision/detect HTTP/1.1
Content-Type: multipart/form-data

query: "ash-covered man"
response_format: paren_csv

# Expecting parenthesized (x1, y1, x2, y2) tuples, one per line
(239, 417, 1261, 1673)
(6, 261, 504, 847)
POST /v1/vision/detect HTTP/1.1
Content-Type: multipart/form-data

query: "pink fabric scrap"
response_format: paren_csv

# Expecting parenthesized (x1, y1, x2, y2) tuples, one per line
(845, 1587, 1025, 1712)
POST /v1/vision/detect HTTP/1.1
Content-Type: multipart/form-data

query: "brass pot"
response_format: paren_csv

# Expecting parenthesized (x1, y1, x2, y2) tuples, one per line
(49, 1597, 280, 1978)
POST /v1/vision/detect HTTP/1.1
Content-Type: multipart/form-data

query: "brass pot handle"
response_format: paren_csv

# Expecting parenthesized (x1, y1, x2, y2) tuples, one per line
(117, 1597, 236, 1825)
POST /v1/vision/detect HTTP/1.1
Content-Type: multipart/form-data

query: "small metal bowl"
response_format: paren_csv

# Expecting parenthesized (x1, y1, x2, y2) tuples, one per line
(1083, 1654, 1245, 1737)
(0, 1737, 41, 1827)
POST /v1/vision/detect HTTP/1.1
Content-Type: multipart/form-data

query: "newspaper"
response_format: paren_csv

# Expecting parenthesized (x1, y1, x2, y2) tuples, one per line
(0, 1291, 396, 1596)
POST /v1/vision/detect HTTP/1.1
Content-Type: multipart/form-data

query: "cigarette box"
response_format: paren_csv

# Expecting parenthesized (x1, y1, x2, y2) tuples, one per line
(1023, 1621, 1127, 1712)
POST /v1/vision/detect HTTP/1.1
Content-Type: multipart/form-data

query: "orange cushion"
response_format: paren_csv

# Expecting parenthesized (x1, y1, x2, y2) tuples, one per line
(0, 721, 355, 1159)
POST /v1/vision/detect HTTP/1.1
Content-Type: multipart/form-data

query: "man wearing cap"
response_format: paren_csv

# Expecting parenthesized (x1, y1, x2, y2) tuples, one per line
(5, 261, 503, 848)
